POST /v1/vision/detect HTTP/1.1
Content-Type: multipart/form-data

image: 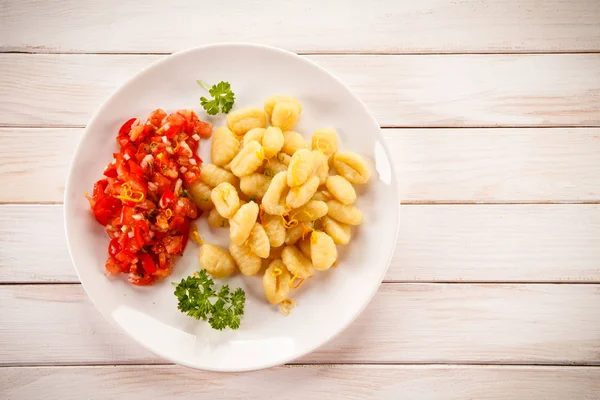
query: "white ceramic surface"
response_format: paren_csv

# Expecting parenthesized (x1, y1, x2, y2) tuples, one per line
(64, 43, 399, 372)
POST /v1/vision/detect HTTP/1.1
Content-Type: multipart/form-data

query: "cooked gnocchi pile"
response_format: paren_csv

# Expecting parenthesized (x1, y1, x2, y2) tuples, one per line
(185, 95, 370, 314)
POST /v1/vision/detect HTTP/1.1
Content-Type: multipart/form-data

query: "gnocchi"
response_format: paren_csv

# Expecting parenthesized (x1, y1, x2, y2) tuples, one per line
(201, 163, 238, 188)
(326, 175, 356, 205)
(282, 245, 314, 279)
(310, 231, 337, 271)
(312, 128, 338, 159)
(262, 260, 291, 304)
(229, 241, 262, 276)
(207, 207, 229, 228)
(184, 180, 214, 211)
(229, 201, 259, 245)
(326, 200, 363, 226)
(211, 126, 240, 167)
(230, 140, 265, 177)
(227, 107, 267, 136)
(333, 151, 371, 184)
(192, 94, 371, 314)
(199, 244, 236, 278)
(211, 182, 240, 219)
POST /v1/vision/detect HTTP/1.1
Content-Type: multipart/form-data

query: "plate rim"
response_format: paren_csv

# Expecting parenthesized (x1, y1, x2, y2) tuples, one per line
(64, 42, 400, 372)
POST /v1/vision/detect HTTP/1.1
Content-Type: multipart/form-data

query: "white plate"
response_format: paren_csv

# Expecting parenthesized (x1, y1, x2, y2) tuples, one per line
(64, 43, 399, 371)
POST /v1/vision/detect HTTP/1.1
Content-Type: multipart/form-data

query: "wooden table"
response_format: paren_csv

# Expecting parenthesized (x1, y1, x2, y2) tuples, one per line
(1, 1, 600, 398)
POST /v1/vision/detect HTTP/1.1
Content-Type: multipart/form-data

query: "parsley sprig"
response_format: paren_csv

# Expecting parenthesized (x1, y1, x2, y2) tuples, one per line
(197, 80, 235, 115)
(173, 270, 245, 330)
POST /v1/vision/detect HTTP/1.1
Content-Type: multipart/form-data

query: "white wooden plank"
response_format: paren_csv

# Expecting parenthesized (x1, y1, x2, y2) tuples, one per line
(1, 0, 599, 53)
(1, 365, 598, 400)
(2, 204, 600, 284)
(1, 54, 599, 128)
(3, 128, 600, 203)
(1, 284, 599, 365)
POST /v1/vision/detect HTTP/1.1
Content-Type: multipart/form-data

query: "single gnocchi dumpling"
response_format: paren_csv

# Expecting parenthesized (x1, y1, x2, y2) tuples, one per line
(281, 131, 309, 156)
(271, 100, 302, 132)
(230, 140, 265, 177)
(226, 107, 267, 136)
(262, 259, 291, 304)
(262, 171, 289, 216)
(326, 175, 356, 205)
(322, 216, 352, 245)
(287, 149, 314, 187)
(312, 128, 339, 159)
(333, 151, 370, 184)
(210, 182, 240, 219)
(229, 201, 259, 245)
(199, 244, 237, 279)
(184, 180, 214, 211)
(229, 241, 262, 276)
(248, 223, 271, 259)
(310, 231, 337, 271)
(262, 127, 284, 158)
(312, 150, 329, 185)
(262, 213, 286, 248)
(201, 163, 238, 188)
(326, 200, 363, 226)
(289, 200, 328, 222)
(285, 221, 313, 246)
(240, 173, 272, 200)
(282, 245, 314, 279)
(211, 126, 240, 167)
(207, 207, 229, 228)
(264, 95, 301, 117)
(286, 176, 320, 209)
(243, 128, 266, 147)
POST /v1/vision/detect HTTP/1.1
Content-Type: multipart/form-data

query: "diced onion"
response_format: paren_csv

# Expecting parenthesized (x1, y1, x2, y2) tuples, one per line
(192, 134, 200, 141)
(121, 226, 128, 232)
(111, 158, 117, 165)
(149, 231, 155, 238)
(147, 182, 158, 191)
(174, 179, 183, 194)
(180, 141, 192, 157)
(123, 154, 131, 161)
(132, 214, 143, 221)
(166, 146, 174, 154)
(140, 154, 154, 169)
(127, 231, 134, 238)
(180, 166, 187, 174)
(189, 158, 197, 165)
(161, 136, 168, 144)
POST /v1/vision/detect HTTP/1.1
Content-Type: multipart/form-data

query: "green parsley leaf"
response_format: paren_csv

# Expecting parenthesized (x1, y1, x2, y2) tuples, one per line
(198, 80, 236, 115)
(173, 270, 245, 331)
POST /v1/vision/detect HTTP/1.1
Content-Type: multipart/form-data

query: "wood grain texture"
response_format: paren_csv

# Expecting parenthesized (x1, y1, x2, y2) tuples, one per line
(2, 204, 600, 283)
(2, 284, 599, 365)
(1, 54, 599, 128)
(2, 128, 600, 203)
(1, 365, 599, 400)
(1, 0, 600, 53)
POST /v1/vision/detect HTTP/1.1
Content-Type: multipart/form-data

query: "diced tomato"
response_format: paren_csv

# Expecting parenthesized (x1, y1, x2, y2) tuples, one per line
(159, 190, 176, 208)
(118, 118, 138, 137)
(140, 253, 157, 274)
(183, 168, 200, 184)
(93, 195, 122, 226)
(163, 235, 184, 255)
(105, 257, 124, 275)
(129, 273, 153, 286)
(120, 206, 136, 226)
(103, 162, 118, 178)
(115, 250, 136, 266)
(108, 238, 121, 258)
(194, 120, 213, 138)
(128, 159, 144, 180)
(134, 220, 150, 248)
(88, 109, 213, 285)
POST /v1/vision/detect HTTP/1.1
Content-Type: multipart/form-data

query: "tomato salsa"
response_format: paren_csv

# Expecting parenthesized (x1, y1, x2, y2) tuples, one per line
(86, 109, 212, 285)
